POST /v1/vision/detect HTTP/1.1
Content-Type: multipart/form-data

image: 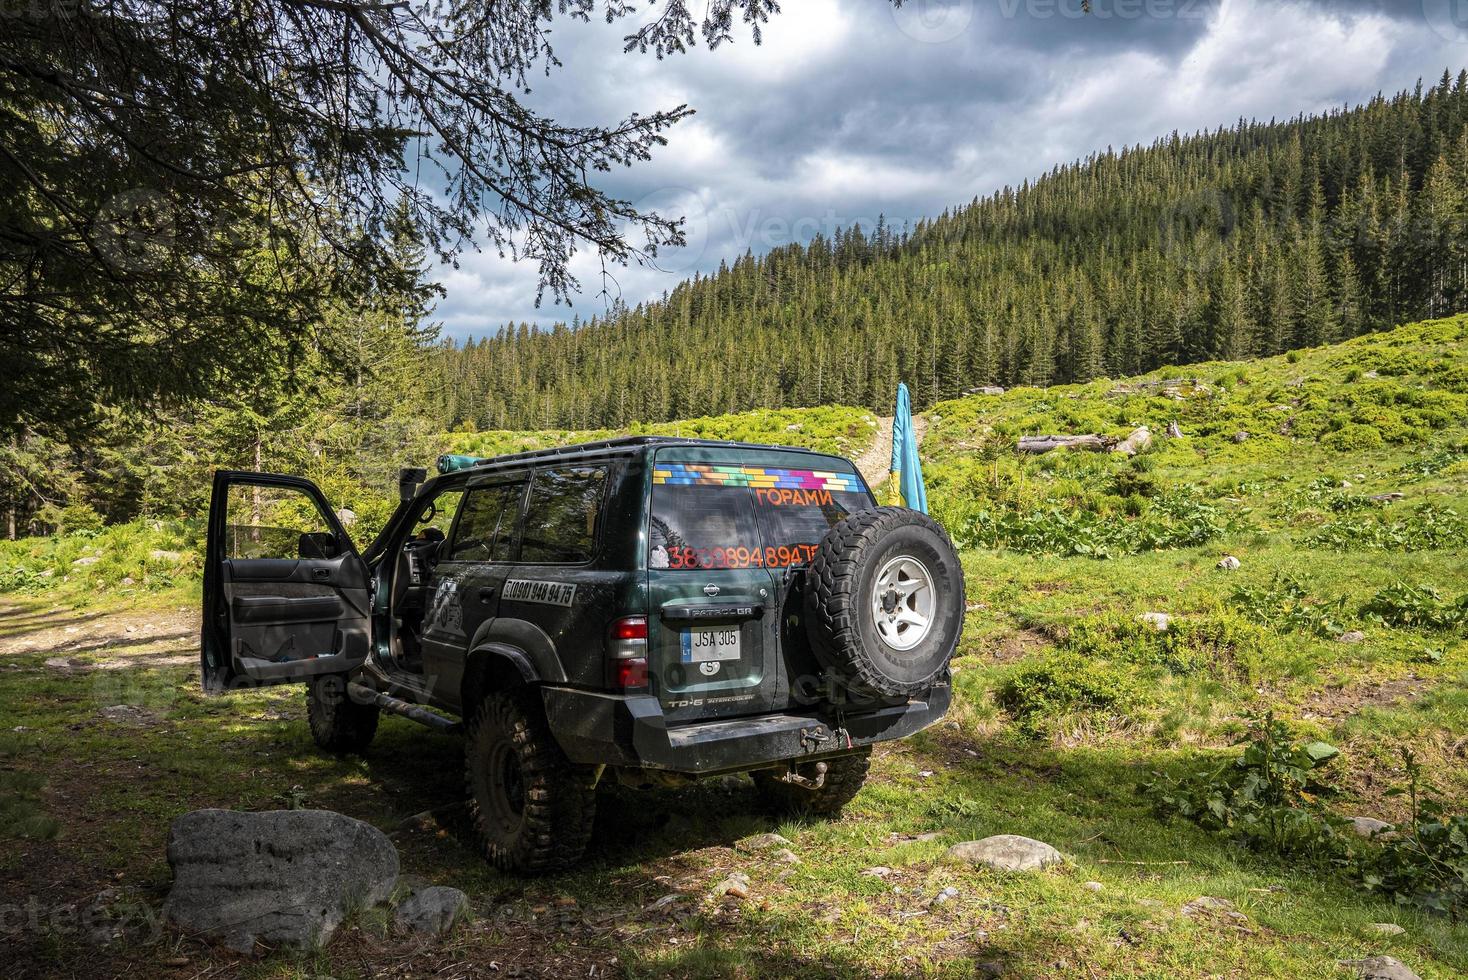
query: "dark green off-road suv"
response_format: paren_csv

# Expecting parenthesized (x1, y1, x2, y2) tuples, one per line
(202, 437, 963, 873)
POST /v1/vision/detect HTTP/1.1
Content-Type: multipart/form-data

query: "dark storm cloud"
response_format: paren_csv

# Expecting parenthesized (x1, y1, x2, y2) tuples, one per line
(431, 0, 1468, 339)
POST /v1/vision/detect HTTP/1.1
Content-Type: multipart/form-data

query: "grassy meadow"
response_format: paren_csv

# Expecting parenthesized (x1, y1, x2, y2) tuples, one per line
(1, 317, 1465, 978)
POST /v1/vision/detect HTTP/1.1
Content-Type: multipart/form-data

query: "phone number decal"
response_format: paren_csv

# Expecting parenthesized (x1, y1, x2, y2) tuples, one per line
(665, 544, 819, 570)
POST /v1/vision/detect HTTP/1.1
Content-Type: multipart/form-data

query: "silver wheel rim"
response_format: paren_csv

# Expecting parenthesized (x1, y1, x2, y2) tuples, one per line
(870, 555, 935, 652)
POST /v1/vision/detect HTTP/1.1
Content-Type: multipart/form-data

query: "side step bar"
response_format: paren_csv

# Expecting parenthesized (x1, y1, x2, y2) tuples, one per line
(348, 682, 461, 734)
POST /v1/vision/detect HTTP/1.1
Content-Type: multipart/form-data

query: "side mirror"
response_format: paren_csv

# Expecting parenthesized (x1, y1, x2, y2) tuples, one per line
(298, 531, 339, 560)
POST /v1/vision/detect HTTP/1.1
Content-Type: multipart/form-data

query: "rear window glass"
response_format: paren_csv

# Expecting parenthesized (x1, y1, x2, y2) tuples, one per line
(649, 462, 871, 570)
(520, 466, 608, 564)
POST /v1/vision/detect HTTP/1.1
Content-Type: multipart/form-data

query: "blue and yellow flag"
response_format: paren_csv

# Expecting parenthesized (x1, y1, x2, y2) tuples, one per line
(890, 382, 928, 513)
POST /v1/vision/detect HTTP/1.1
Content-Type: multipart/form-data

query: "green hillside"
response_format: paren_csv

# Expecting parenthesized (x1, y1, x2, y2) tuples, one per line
(3, 318, 1465, 977)
(433, 73, 1468, 431)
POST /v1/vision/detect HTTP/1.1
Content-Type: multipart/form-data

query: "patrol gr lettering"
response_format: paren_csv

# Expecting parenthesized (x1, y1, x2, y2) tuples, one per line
(503, 579, 577, 607)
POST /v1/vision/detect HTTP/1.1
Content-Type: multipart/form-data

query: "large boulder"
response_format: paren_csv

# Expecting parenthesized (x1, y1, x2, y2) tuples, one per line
(944, 835, 1063, 872)
(163, 809, 398, 953)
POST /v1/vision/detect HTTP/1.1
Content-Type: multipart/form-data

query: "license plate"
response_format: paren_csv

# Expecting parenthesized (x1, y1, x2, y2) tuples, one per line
(680, 626, 741, 663)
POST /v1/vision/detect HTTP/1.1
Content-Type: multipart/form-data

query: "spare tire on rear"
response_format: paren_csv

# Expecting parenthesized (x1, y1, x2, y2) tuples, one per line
(804, 507, 965, 699)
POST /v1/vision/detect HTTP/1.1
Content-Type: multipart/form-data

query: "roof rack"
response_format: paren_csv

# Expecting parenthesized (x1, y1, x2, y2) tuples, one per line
(469, 435, 674, 467)
(436, 434, 828, 475)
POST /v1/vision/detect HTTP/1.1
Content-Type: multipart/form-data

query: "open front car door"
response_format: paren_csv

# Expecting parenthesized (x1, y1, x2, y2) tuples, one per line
(202, 471, 372, 692)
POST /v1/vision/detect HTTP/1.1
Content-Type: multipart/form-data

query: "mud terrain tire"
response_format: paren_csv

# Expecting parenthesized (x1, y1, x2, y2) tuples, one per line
(464, 690, 596, 874)
(805, 507, 964, 699)
(307, 673, 380, 753)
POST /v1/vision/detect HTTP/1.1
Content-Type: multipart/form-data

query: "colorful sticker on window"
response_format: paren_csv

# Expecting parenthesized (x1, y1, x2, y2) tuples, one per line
(652, 464, 861, 493)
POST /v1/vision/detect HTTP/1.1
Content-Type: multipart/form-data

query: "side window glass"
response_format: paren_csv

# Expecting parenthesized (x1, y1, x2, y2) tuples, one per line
(225, 483, 337, 560)
(412, 489, 462, 542)
(519, 466, 608, 564)
(448, 483, 523, 561)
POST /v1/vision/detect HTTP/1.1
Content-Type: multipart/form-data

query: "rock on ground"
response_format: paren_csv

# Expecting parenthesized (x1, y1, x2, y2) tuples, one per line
(1349, 816, 1395, 839)
(1368, 923, 1405, 936)
(1138, 612, 1172, 632)
(1216, 556, 1241, 570)
(163, 809, 399, 954)
(734, 832, 791, 853)
(1181, 896, 1248, 924)
(394, 886, 468, 935)
(712, 871, 751, 900)
(1338, 630, 1367, 644)
(944, 835, 1062, 872)
(1341, 955, 1421, 980)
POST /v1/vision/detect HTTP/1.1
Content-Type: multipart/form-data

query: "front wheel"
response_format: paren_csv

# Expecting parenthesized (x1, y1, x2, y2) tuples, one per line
(306, 673, 379, 753)
(464, 690, 597, 874)
(753, 748, 872, 816)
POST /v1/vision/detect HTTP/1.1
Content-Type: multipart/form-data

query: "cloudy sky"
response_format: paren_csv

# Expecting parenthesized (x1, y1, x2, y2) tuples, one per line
(433, 0, 1468, 341)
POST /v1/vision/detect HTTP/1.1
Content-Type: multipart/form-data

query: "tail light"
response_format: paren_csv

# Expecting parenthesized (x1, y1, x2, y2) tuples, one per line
(606, 616, 649, 690)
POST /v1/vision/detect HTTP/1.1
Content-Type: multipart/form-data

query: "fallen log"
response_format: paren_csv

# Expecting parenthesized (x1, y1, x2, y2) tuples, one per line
(1018, 426, 1152, 457)
(1018, 434, 1117, 453)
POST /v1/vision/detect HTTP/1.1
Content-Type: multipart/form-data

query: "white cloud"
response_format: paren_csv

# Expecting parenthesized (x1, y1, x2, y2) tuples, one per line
(431, 0, 1466, 341)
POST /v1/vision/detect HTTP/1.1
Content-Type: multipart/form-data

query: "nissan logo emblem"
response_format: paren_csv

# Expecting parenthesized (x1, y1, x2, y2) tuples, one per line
(703, 584, 720, 597)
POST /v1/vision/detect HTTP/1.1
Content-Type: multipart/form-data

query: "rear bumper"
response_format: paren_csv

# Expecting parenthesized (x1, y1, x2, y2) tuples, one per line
(540, 683, 951, 774)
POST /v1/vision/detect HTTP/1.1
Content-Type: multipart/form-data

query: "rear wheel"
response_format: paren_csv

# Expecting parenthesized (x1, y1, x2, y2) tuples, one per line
(753, 748, 872, 816)
(306, 673, 379, 753)
(464, 690, 597, 874)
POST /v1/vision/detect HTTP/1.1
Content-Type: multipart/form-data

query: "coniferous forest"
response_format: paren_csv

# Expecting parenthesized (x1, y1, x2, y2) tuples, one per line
(434, 72, 1468, 430)
(6, 74, 1468, 538)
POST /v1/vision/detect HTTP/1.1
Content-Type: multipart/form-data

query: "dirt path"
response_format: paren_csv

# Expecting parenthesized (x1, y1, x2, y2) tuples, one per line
(0, 600, 198, 670)
(853, 414, 930, 488)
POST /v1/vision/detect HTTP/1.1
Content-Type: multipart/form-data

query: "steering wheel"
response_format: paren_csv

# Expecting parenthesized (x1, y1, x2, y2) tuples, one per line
(417, 501, 437, 524)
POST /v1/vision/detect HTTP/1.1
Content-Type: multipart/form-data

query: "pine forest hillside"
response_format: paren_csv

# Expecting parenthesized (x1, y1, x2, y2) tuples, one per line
(434, 71, 1468, 431)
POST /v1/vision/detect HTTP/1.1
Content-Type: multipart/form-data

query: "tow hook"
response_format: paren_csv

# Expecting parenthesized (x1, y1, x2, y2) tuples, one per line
(777, 760, 828, 791)
(799, 726, 830, 752)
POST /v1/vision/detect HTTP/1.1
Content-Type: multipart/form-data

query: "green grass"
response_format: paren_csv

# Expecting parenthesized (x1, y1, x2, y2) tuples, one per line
(2, 317, 1466, 977)
(0, 518, 201, 612)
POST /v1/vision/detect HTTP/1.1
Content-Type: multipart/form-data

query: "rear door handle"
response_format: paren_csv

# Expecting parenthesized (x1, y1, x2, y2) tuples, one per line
(478, 587, 496, 603)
